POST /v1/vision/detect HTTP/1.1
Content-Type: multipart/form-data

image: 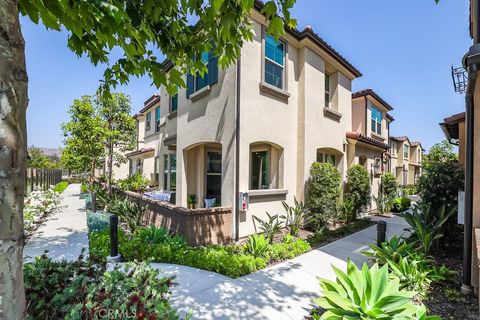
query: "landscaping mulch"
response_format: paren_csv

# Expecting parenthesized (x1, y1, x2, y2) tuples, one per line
(424, 256, 479, 320)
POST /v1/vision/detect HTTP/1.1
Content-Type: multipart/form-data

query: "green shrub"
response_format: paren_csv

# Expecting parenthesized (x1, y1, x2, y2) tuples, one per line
(53, 181, 69, 193)
(88, 228, 127, 261)
(305, 162, 342, 230)
(137, 226, 187, 247)
(344, 165, 371, 221)
(401, 204, 455, 255)
(418, 141, 464, 212)
(244, 234, 270, 258)
(269, 237, 311, 262)
(88, 229, 310, 278)
(68, 262, 180, 319)
(374, 173, 398, 214)
(80, 182, 88, 195)
(117, 173, 150, 193)
(381, 173, 398, 200)
(252, 212, 283, 244)
(313, 259, 439, 319)
(391, 196, 411, 213)
(362, 236, 414, 265)
(280, 197, 311, 236)
(24, 252, 102, 319)
(108, 197, 148, 232)
(86, 211, 110, 234)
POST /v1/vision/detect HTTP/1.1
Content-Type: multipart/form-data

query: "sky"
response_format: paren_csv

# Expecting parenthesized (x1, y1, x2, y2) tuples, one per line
(23, 0, 471, 151)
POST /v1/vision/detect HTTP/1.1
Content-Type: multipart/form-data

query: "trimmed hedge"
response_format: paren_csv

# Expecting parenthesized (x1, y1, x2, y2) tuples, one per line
(89, 229, 311, 278)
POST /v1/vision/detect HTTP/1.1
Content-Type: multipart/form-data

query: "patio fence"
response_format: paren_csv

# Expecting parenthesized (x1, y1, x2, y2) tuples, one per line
(25, 167, 62, 194)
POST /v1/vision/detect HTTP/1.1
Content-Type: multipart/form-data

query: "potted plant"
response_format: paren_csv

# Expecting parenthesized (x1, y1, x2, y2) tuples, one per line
(187, 194, 197, 209)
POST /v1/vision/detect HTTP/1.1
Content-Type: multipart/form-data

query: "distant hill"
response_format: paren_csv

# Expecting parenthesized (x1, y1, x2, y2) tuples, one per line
(39, 148, 61, 157)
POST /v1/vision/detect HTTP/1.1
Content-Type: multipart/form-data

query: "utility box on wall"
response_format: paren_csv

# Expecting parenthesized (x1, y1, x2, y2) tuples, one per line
(458, 190, 465, 225)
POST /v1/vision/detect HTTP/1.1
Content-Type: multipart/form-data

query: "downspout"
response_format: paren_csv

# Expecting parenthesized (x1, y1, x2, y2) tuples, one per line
(461, 0, 480, 291)
(364, 96, 368, 136)
(234, 57, 241, 241)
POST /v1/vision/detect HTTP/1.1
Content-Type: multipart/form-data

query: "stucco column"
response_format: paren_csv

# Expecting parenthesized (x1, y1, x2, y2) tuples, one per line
(471, 70, 480, 289)
(346, 139, 356, 168)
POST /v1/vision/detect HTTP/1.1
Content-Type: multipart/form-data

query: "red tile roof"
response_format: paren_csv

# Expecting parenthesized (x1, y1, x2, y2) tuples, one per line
(352, 89, 394, 111)
(346, 131, 389, 149)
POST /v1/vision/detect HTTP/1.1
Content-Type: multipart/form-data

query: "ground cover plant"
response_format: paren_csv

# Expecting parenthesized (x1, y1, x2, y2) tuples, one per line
(53, 181, 69, 193)
(24, 252, 181, 319)
(23, 187, 62, 238)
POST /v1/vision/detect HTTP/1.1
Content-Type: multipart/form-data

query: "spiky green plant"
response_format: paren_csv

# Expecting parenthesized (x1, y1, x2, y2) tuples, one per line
(280, 197, 310, 236)
(252, 212, 283, 244)
(362, 236, 413, 265)
(244, 234, 270, 258)
(314, 259, 439, 319)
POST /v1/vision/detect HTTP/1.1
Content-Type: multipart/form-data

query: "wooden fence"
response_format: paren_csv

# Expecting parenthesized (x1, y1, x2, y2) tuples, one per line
(26, 168, 62, 193)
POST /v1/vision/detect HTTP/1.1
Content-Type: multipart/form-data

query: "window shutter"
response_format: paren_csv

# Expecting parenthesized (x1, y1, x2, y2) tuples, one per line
(208, 51, 218, 86)
(186, 73, 194, 98)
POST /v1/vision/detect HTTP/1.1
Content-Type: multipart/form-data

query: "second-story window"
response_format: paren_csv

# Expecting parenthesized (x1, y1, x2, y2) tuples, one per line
(186, 49, 218, 98)
(418, 149, 421, 162)
(390, 141, 397, 156)
(371, 106, 382, 135)
(325, 74, 330, 108)
(404, 144, 409, 159)
(155, 107, 160, 132)
(145, 112, 151, 131)
(171, 93, 178, 112)
(265, 35, 285, 89)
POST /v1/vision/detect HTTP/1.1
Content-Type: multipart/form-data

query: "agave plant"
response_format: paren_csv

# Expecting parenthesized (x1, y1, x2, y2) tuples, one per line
(401, 204, 455, 255)
(314, 259, 438, 319)
(362, 236, 413, 265)
(244, 234, 270, 258)
(387, 256, 431, 294)
(252, 212, 283, 244)
(280, 197, 310, 236)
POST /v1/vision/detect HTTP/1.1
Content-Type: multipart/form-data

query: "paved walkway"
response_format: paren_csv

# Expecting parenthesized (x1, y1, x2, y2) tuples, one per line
(143, 216, 409, 320)
(24, 183, 89, 261)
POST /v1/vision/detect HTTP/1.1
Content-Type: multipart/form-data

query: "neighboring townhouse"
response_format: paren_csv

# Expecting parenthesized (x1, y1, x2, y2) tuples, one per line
(115, 0, 363, 240)
(349, 89, 394, 207)
(389, 136, 424, 186)
(440, 111, 466, 168)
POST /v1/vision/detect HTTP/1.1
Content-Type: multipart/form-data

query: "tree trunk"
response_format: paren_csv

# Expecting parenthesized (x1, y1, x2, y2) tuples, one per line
(106, 139, 113, 194)
(89, 158, 96, 185)
(0, 0, 28, 318)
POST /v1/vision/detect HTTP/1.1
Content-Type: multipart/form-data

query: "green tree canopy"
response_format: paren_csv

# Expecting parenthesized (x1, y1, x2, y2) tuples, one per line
(19, 0, 297, 95)
(27, 146, 58, 169)
(61, 96, 107, 183)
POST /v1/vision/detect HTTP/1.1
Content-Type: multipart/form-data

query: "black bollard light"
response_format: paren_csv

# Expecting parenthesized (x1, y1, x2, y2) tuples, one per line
(376, 220, 387, 247)
(110, 214, 119, 257)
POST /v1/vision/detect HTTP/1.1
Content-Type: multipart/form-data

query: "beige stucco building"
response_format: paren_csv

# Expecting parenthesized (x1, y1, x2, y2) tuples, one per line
(388, 136, 424, 186)
(348, 89, 394, 209)
(113, 2, 374, 239)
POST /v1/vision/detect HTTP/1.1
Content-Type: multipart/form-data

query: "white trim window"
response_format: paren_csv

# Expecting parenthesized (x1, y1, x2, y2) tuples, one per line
(325, 74, 330, 108)
(264, 35, 285, 89)
(390, 141, 397, 157)
(404, 144, 409, 159)
(371, 106, 382, 135)
(145, 111, 151, 131)
(317, 152, 336, 167)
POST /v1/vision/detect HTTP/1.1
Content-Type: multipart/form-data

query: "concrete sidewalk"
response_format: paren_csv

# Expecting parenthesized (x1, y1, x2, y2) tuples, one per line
(145, 215, 409, 320)
(24, 183, 88, 261)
